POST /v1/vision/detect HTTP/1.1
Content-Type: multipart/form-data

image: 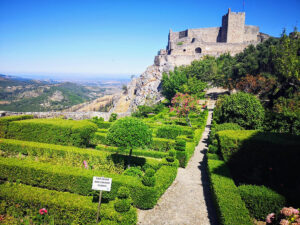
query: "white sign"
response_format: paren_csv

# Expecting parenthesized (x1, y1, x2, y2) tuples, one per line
(92, 177, 112, 191)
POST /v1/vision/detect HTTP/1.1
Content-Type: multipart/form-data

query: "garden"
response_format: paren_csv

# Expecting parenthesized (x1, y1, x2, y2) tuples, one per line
(0, 94, 208, 224)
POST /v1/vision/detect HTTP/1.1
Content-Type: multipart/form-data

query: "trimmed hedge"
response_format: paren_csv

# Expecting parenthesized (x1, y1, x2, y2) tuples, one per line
(97, 128, 108, 133)
(96, 144, 168, 159)
(207, 159, 252, 225)
(90, 132, 107, 145)
(0, 115, 33, 138)
(0, 156, 177, 209)
(5, 118, 97, 147)
(238, 185, 286, 221)
(216, 130, 300, 205)
(151, 138, 175, 152)
(0, 138, 161, 173)
(216, 130, 258, 161)
(0, 182, 137, 225)
(156, 125, 194, 139)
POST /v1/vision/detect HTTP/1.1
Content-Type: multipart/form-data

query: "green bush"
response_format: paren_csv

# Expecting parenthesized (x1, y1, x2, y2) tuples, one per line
(168, 149, 176, 157)
(0, 156, 177, 209)
(175, 139, 186, 151)
(109, 113, 118, 122)
(6, 118, 97, 147)
(145, 168, 155, 177)
(209, 122, 243, 144)
(156, 125, 182, 139)
(123, 167, 143, 178)
(142, 176, 156, 187)
(90, 117, 112, 129)
(114, 199, 132, 213)
(216, 130, 300, 205)
(96, 144, 168, 159)
(238, 185, 286, 221)
(0, 115, 33, 138)
(117, 187, 130, 199)
(207, 159, 252, 225)
(151, 138, 175, 152)
(207, 153, 219, 160)
(97, 128, 108, 133)
(90, 132, 107, 145)
(107, 117, 152, 150)
(0, 182, 137, 225)
(214, 92, 265, 129)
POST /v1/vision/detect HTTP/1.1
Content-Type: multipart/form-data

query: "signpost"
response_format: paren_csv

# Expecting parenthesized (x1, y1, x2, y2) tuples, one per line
(92, 176, 112, 223)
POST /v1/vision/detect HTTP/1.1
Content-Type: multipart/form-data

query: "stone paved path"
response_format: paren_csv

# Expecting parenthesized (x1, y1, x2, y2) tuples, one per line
(138, 104, 219, 225)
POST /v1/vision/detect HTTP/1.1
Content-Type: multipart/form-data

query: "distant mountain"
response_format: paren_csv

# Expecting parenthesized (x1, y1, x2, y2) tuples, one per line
(0, 74, 119, 112)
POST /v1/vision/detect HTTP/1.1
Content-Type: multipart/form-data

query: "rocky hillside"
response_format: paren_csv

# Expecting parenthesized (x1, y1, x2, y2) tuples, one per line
(0, 74, 112, 112)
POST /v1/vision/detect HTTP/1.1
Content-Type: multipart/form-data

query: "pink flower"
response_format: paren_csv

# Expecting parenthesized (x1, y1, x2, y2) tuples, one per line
(266, 213, 275, 223)
(39, 208, 48, 215)
(83, 160, 88, 169)
(279, 219, 289, 225)
(281, 207, 297, 217)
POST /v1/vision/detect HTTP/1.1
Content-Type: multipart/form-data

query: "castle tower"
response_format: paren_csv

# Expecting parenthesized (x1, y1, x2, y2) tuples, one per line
(221, 8, 245, 43)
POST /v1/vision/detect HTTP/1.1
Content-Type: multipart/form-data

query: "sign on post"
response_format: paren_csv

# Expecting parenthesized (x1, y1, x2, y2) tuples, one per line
(92, 176, 112, 223)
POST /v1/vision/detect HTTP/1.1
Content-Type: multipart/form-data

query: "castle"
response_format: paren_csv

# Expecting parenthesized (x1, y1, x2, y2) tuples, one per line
(155, 8, 269, 67)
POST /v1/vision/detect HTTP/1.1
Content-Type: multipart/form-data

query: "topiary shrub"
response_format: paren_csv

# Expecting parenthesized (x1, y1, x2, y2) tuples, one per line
(122, 167, 143, 178)
(106, 117, 152, 166)
(238, 185, 286, 221)
(142, 168, 156, 187)
(114, 187, 132, 213)
(109, 113, 118, 122)
(156, 125, 181, 139)
(175, 139, 186, 151)
(214, 92, 265, 129)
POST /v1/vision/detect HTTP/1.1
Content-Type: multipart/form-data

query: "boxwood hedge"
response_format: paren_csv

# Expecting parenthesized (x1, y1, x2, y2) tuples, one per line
(207, 159, 252, 225)
(238, 185, 286, 221)
(0, 156, 177, 209)
(0, 182, 137, 225)
(0, 115, 33, 138)
(5, 118, 97, 147)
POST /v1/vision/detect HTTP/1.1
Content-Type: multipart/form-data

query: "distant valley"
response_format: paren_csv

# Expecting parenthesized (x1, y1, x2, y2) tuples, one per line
(0, 74, 125, 112)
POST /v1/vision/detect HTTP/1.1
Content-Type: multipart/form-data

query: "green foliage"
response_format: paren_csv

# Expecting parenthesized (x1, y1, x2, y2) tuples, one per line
(117, 187, 131, 199)
(176, 41, 183, 45)
(0, 115, 33, 138)
(207, 153, 219, 160)
(0, 182, 137, 225)
(114, 199, 132, 213)
(144, 168, 155, 177)
(123, 167, 143, 178)
(151, 137, 175, 152)
(109, 113, 118, 122)
(142, 176, 156, 187)
(132, 103, 165, 118)
(175, 139, 186, 151)
(96, 143, 168, 159)
(6, 118, 97, 147)
(90, 132, 107, 145)
(207, 159, 252, 225)
(162, 68, 187, 101)
(238, 185, 286, 221)
(216, 130, 300, 205)
(214, 92, 265, 129)
(90, 117, 112, 129)
(106, 117, 152, 150)
(156, 125, 182, 139)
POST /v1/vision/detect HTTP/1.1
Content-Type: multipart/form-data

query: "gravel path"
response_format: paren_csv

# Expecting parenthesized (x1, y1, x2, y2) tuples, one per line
(138, 106, 219, 225)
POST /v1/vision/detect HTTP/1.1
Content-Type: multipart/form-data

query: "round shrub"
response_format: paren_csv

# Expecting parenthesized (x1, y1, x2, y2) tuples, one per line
(214, 92, 265, 129)
(106, 117, 152, 149)
(117, 187, 130, 199)
(142, 176, 156, 187)
(238, 185, 286, 220)
(123, 167, 143, 178)
(144, 168, 155, 177)
(114, 198, 131, 212)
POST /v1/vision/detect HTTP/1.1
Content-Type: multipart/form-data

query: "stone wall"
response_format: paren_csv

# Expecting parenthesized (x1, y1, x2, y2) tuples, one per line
(0, 111, 131, 121)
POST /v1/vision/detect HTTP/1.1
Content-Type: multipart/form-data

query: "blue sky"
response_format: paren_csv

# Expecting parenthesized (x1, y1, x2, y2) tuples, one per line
(0, 0, 299, 80)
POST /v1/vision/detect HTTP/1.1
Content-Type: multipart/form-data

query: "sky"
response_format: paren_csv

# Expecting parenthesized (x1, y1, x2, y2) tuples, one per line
(0, 0, 299, 80)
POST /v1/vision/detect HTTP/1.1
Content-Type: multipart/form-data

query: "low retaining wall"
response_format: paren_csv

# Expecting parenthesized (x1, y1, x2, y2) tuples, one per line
(0, 111, 131, 121)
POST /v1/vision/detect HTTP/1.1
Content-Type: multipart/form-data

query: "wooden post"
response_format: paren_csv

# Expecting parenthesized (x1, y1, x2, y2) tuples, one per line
(96, 190, 103, 223)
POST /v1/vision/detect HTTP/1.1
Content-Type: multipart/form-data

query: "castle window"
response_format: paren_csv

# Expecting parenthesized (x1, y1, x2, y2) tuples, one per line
(195, 47, 202, 53)
(191, 38, 196, 43)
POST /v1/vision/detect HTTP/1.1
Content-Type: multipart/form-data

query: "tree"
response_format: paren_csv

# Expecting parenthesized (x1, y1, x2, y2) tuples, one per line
(162, 68, 187, 101)
(170, 93, 197, 127)
(214, 92, 265, 129)
(106, 117, 152, 167)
